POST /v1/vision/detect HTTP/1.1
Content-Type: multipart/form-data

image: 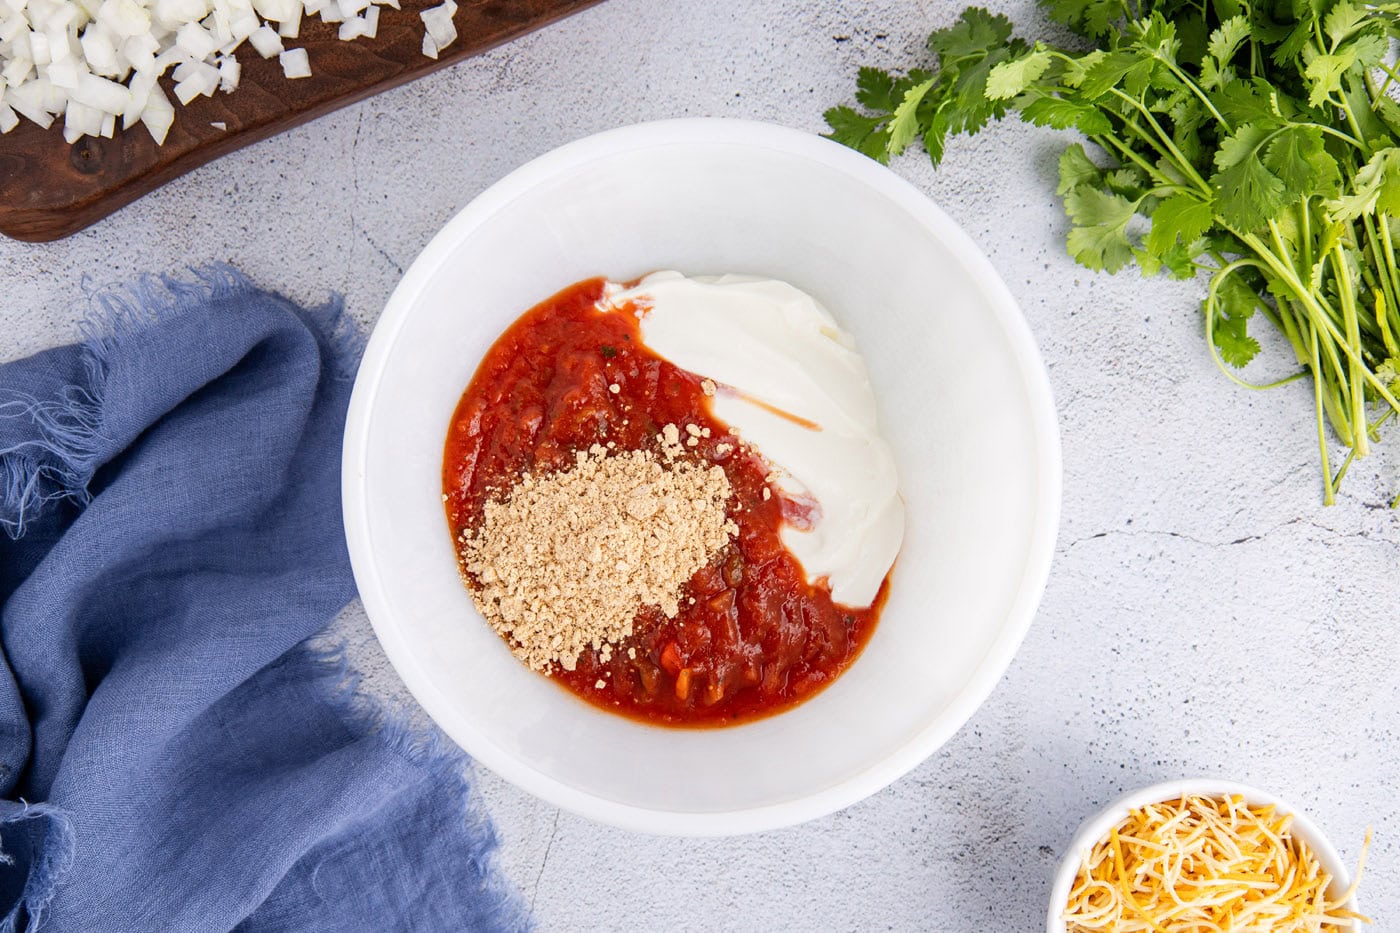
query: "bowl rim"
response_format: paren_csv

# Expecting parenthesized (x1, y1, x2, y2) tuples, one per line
(341, 117, 1063, 835)
(1046, 777, 1361, 933)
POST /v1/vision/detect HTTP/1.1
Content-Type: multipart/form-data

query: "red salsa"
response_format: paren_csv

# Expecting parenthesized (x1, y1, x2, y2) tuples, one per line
(442, 277, 889, 726)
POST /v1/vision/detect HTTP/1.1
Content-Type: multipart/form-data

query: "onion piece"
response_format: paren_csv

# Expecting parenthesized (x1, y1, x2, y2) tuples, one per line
(139, 81, 172, 142)
(72, 71, 128, 111)
(247, 23, 280, 56)
(277, 45, 307, 78)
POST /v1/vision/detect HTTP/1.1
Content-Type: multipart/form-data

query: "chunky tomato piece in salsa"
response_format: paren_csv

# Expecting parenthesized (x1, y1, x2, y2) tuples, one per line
(442, 278, 888, 726)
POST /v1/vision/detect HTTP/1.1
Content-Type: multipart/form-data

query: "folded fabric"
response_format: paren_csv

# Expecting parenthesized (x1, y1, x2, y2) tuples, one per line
(0, 267, 526, 932)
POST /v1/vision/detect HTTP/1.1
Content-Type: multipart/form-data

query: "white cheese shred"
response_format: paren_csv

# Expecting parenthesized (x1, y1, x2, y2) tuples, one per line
(1063, 794, 1372, 933)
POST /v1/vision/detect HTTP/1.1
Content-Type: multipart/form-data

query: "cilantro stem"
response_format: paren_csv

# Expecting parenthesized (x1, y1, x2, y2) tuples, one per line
(1108, 89, 1212, 193)
(1298, 199, 1313, 277)
(1091, 131, 1173, 187)
(1377, 289, 1398, 358)
(1309, 319, 1337, 505)
(1334, 241, 1371, 457)
(1309, 123, 1364, 150)
(1242, 231, 1400, 414)
(1155, 56, 1231, 133)
(1336, 97, 1369, 156)
(1378, 214, 1400, 321)
(1333, 411, 1395, 490)
(1375, 59, 1400, 97)
(1205, 259, 1308, 389)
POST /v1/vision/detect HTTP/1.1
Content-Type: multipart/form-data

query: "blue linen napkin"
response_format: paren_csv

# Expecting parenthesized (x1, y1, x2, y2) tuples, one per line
(0, 267, 526, 932)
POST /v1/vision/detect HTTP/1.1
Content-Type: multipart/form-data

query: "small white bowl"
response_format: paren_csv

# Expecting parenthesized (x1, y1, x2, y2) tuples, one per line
(342, 118, 1061, 835)
(1048, 779, 1362, 932)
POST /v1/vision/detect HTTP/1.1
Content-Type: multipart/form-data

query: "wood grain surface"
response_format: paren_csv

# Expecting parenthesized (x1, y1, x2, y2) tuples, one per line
(0, 0, 602, 242)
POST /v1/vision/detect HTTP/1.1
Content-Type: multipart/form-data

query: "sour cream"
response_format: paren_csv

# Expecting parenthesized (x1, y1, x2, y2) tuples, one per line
(599, 271, 903, 608)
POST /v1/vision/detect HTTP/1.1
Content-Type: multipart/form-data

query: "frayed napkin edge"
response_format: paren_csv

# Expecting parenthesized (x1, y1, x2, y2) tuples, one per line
(1, 264, 359, 540)
(0, 802, 76, 933)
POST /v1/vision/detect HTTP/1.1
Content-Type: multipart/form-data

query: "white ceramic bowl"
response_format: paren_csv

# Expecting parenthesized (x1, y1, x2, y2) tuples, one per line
(1048, 779, 1362, 932)
(342, 118, 1061, 835)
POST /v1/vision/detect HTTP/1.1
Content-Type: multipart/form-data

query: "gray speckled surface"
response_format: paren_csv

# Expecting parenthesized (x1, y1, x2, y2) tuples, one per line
(4, 1, 1398, 929)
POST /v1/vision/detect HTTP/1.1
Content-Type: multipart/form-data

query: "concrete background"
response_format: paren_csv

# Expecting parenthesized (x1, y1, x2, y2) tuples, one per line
(4, 0, 1398, 929)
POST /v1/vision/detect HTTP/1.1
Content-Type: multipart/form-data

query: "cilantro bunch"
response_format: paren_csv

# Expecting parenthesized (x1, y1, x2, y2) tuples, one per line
(827, 1, 1400, 504)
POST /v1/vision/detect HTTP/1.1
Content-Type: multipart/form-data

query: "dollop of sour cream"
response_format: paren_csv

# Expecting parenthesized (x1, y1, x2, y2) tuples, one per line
(599, 271, 904, 609)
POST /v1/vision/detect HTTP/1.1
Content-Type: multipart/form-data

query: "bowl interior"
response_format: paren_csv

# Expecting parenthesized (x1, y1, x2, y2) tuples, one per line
(1047, 779, 1361, 932)
(344, 120, 1060, 833)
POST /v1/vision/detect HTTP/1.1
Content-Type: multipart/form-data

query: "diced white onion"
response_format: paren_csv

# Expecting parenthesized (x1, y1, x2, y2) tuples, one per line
(6, 80, 55, 127)
(122, 69, 151, 125)
(0, 15, 26, 43)
(175, 20, 215, 57)
(275, 4, 296, 37)
(46, 54, 79, 87)
(1, 0, 461, 144)
(72, 70, 128, 110)
(1, 57, 32, 86)
(246, 23, 279, 56)
(97, 0, 151, 38)
(63, 96, 102, 139)
(140, 81, 172, 142)
(420, 1, 454, 51)
(277, 44, 306, 77)
(29, 30, 52, 66)
(216, 53, 237, 90)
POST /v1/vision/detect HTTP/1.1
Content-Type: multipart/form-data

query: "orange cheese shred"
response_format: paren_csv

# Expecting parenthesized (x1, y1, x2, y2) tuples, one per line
(1063, 794, 1372, 932)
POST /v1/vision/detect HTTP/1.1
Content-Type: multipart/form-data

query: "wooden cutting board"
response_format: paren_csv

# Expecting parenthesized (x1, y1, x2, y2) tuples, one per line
(0, 0, 603, 242)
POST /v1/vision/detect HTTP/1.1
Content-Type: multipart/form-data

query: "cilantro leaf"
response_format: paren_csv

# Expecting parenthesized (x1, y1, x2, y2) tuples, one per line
(1044, 0, 1122, 39)
(927, 7, 1014, 59)
(1133, 12, 1181, 63)
(854, 67, 902, 112)
(1375, 94, 1400, 139)
(1079, 50, 1154, 99)
(1346, 30, 1391, 69)
(922, 111, 952, 165)
(1213, 78, 1284, 127)
(1064, 185, 1140, 271)
(1207, 14, 1251, 63)
(822, 106, 891, 162)
(1147, 194, 1215, 254)
(1323, 1, 1369, 45)
(1272, 22, 1315, 68)
(1263, 125, 1339, 200)
(1327, 148, 1400, 220)
(1213, 123, 1272, 170)
(888, 79, 937, 155)
(1211, 274, 1263, 367)
(1212, 157, 1289, 230)
(1212, 311, 1262, 367)
(1199, 15, 1250, 89)
(1057, 143, 1103, 196)
(986, 48, 1053, 99)
(1302, 46, 1356, 108)
(1020, 94, 1115, 134)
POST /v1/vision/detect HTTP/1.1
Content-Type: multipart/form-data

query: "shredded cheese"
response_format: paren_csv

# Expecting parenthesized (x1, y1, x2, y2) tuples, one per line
(1063, 794, 1371, 933)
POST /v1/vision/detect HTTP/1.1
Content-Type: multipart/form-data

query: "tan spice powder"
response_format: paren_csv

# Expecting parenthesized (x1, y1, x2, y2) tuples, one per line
(458, 436, 736, 673)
